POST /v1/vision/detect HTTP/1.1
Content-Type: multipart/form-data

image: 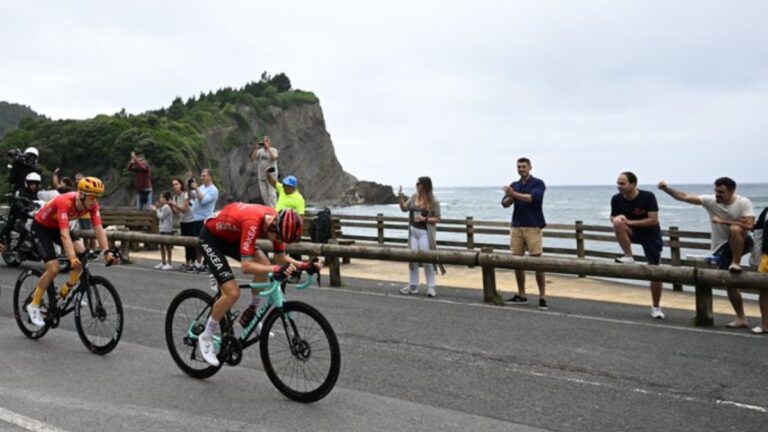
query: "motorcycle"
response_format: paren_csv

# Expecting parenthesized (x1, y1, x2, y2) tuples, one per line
(0, 195, 70, 272)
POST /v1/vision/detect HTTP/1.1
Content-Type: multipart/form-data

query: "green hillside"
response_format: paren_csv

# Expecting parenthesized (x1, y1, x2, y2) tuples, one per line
(0, 72, 318, 197)
(0, 102, 46, 138)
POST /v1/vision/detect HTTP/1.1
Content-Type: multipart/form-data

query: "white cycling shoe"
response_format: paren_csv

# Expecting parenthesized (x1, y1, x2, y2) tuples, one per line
(26, 304, 46, 327)
(197, 334, 220, 367)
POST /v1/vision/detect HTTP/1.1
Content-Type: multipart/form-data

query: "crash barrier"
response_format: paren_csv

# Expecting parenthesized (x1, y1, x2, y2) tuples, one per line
(308, 212, 718, 293)
(80, 230, 768, 327)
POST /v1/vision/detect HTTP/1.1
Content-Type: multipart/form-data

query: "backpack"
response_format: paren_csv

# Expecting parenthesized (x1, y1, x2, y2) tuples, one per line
(310, 208, 333, 244)
(750, 207, 767, 268)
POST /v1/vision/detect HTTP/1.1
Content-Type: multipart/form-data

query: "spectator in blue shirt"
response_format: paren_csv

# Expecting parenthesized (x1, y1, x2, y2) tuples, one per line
(188, 168, 219, 273)
(501, 157, 548, 310)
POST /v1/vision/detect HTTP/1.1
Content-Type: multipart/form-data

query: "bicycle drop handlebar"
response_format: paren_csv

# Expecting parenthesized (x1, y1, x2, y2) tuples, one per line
(237, 267, 320, 296)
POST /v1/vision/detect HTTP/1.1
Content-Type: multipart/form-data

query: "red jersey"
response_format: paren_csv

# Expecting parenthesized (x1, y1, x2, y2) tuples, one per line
(34, 192, 103, 230)
(204, 203, 285, 257)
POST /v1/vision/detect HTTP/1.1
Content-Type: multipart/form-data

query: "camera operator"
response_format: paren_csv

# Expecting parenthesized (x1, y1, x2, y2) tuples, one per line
(7, 147, 41, 195)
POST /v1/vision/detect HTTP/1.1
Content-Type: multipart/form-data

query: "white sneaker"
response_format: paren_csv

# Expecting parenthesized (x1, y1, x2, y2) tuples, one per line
(615, 256, 635, 264)
(651, 307, 665, 319)
(426, 287, 436, 298)
(161, 263, 173, 270)
(154, 263, 164, 269)
(256, 322, 275, 338)
(399, 285, 418, 295)
(26, 304, 46, 327)
(197, 334, 220, 367)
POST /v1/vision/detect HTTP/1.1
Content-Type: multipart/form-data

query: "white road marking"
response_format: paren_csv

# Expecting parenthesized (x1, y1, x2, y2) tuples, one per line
(0, 406, 69, 432)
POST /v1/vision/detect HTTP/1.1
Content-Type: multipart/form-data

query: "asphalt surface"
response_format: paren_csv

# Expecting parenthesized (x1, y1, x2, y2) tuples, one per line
(0, 259, 766, 432)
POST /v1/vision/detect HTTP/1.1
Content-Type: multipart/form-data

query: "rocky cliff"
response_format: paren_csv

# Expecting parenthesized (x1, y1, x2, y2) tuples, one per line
(204, 103, 394, 207)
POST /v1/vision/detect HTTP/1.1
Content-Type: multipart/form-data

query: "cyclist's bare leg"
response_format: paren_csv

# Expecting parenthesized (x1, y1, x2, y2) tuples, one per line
(32, 240, 85, 305)
(61, 240, 86, 297)
(210, 279, 240, 322)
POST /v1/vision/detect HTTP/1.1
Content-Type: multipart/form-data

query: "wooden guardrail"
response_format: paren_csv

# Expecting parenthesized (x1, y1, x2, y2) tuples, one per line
(100, 207, 159, 251)
(309, 212, 720, 291)
(100, 207, 158, 233)
(80, 230, 768, 327)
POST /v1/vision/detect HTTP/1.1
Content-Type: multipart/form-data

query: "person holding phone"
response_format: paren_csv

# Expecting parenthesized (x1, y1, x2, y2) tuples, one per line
(250, 136, 279, 207)
(398, 176, 444, 297)
(187, 169, 219, 273)
(126, 151, 152, 210)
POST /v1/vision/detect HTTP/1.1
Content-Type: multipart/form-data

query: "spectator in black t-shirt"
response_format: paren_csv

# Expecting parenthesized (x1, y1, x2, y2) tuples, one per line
(610, 171, 665, 319)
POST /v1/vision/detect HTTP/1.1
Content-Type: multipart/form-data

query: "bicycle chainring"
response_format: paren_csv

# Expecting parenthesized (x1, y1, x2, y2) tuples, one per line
(220, 334, 243, 366)
(45, 303, 60, 328)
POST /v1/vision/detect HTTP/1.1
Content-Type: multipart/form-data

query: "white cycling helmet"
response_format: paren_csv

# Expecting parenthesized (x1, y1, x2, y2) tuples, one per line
(24, 147, 39, 158)
(25, 172, 41, 183)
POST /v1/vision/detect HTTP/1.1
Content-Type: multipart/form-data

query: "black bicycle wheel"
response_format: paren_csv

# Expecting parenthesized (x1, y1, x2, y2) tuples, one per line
(165, 289, 222, 379)
(74, 275, 123, 355)
(260, 301, 341, 403)
(13, 268, 52, 339)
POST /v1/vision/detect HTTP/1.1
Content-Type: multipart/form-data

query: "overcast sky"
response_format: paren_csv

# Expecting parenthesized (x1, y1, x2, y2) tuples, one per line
(1, 1, 766, 187)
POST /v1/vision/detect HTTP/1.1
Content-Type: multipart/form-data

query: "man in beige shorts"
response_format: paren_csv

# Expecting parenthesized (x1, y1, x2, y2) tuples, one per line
(501, 157, 548, 310)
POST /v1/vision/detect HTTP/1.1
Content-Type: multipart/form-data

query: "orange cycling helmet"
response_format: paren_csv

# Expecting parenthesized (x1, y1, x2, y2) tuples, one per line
(78, 176, 105, 195)
(275, 208, 303, 243)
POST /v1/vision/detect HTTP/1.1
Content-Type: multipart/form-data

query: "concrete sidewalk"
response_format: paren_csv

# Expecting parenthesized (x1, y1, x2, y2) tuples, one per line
(130, 245, 761, 319)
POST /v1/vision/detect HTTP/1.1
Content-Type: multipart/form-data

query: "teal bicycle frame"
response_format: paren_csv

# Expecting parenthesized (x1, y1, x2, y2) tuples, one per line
(187, 273, 318, 350)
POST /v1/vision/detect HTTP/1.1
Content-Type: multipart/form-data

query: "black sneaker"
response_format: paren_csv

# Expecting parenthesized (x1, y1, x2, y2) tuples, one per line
(538, 299, 549, 310)
(506, 294, 528, 304)
(239, 305, 256, 327)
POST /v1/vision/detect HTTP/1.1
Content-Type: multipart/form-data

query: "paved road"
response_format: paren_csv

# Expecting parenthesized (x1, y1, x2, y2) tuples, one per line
(0, 260, 766, 432)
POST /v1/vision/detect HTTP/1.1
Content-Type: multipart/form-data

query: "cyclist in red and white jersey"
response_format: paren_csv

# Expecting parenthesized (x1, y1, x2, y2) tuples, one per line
(25, 177, 117, 326)
(196, 203, 320, 366)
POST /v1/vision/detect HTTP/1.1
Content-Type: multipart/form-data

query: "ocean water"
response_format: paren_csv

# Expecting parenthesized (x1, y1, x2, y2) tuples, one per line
(323, 183, 768, 259)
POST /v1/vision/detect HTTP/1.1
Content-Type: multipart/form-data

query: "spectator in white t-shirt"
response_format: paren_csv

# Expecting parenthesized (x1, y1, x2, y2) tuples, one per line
(658, 177, 756, 329)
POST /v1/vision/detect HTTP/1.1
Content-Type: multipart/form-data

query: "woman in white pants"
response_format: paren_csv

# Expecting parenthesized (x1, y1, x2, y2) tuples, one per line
(398, 176, 444, 297)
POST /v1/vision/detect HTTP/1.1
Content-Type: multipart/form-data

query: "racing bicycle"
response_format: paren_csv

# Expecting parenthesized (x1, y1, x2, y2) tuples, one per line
(165, 263, 341, 403)
(13, 248, 124, 354)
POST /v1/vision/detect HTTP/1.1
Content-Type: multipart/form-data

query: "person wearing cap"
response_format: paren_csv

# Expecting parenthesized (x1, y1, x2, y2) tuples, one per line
(267, 173, 305, 215)
(249, 136, 279, 207)
(267, 173, 305, 261)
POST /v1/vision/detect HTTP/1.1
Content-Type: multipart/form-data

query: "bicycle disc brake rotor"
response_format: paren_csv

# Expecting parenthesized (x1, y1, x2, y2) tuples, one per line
(291, 337, 312, 361)
(220, 334, 243, 366)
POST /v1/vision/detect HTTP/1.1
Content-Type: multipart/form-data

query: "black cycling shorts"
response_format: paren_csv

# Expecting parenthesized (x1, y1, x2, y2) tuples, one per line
(199, 226, 241, 285)
(31, 221, 81, 263)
